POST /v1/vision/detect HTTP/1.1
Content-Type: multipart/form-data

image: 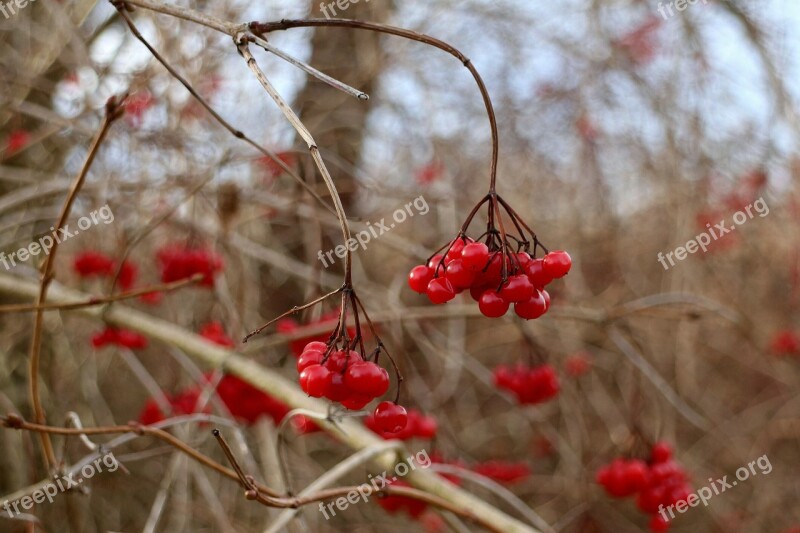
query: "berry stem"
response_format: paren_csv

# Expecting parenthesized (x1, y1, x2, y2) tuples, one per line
(242, 286, 343, 343)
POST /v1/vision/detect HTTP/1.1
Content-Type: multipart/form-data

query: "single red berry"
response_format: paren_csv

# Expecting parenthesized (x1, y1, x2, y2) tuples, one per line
(324, 371, 352, 402)
(478, 290, 509, 317)
(445, 258, 476, 290)
(499, 274, 534, 303)
(297, 350, 324, 373)
(461, 242, 489, 271)
(299, 364, 330, 398)
(542, 250, 572, 279)
(408, 265, 433, 294)
(446, 237, 471, 262)
(303, 341, 328, 353)
(541, 289, 551, 310)
(373, 401, 408, 433)
(345, 362, 390, 397)
(427, 254, 446, 275)
(515, 252, 533, 269)
(340, 394, 373, 410)
(514, 290, 547, 319)
(426, 277, 456, 304)
(651, 442, 672, 464)
(525, 259, 553, 288)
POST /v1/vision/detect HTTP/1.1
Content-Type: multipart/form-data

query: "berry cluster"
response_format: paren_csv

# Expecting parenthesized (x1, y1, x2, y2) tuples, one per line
(407, 192, 570, 319)
(365, 408, 437, 440)
(409, 242, 570, 319)
(73, 250, 137, 291)
(139, 373, 317, 432)
(91, 327, 148, 350)
(493, 363, 560, 405)
(199, 321, 235, 348)
(472, 460, 531, 486)
(156, 244, 223, 288)
(298, 339, 407, 433)
(596, 442, 691, 532)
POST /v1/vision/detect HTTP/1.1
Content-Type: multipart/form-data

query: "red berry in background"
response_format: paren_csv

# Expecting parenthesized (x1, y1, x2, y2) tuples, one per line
(473, 461, 531, 485)
(74, 251, 116, 277)
(525, 259, 553, 288)
(479, 290, 509, 317)
(542, 250, 572, 279)
(499, 274, 534, 303)
(5, 129, 31, 155)
(299, 364, 329, 398)
(373, 401, 408, 433)
(118, 260, 138, 291)
(649, 514, 670, 532)
(770, 329, 800, 356)
(408, 265, 433, 294)
(461, 242, 489, 270)
(345, 361, 390, 397)
(199, 321, 235, 348)
(564, 351, 592, 377)
(426, 277, 456, 304)
(514, 290, 547, 319)
(651, 442, 672, 463)
(445, 258, 476, 289)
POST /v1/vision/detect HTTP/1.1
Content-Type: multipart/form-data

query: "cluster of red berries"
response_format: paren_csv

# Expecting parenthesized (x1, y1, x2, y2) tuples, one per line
(297, 339, 407, 432)
(156, 245, 223, 288)
(91, 327, 148, 350)
(73, 250, 137, 291)
(408, 237, 571, 319)
(139, 373, 317, 432)
(493, 363, 560, 405)
(198, 321, 235, 348)
(472, 460, 531, 486)
(4, 129, 30, 156)
(596, 442, 691, 532)
(365, 408, 437, 440)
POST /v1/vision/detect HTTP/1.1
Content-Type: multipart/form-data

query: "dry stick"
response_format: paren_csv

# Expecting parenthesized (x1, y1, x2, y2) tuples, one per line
(242, 286, 344, 343)
(250, 18, 500, 191)
(0, 274, 202, 314)
(112, 4, 339, 220)
(235, 38, 354, 286)
(27, 96, 125, 471)
(213, 430, 505, 533)
(248, 35, 369, 100)
(0, 415, 281, 498)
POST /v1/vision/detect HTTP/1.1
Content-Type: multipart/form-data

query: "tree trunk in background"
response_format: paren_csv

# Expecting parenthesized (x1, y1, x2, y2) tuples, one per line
(296, 1, 394, 210)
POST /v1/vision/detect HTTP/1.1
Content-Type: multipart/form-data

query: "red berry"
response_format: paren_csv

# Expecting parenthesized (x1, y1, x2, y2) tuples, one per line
(427, 254, 446, 275)
(514, 290, 547, 319)
(373, 401, 408, 433)
(345, 362, 390, 397)
(515, 252, 532, 269)
(445, 258, 476, 290)
(303, 341, 328, 353)
(541, 289, 551, 311)
(408, 265, 433, 294)
(324, 349, 362, 372)
(446, 237, 471, 262)
(426, 277, 456, 304)
(324, 371, 352, 402)
(461, 242, 489, 271)
(499, 274, 534, 303)
(542, 250, 572, 279)
(297, 350, 324, 373)
(479, 290, 509, 317)
(299, 365, 329, 398)
(525, 259, 553, 288)
(340, 395, 373, 410)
